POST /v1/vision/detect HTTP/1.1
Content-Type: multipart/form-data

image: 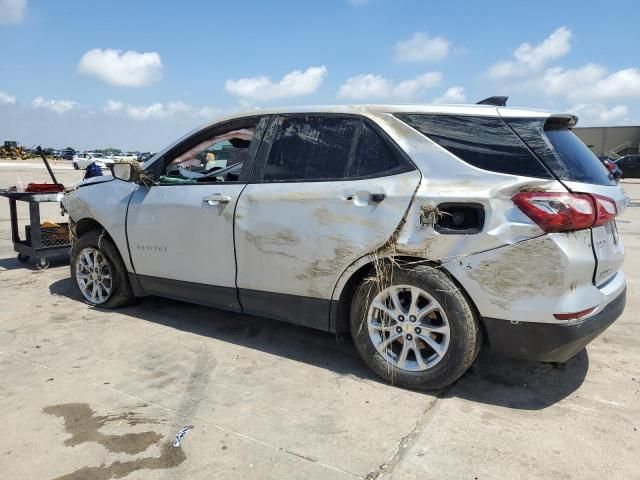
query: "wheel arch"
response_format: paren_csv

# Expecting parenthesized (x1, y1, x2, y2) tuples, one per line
(71, 217, 135, 278)
(331, 254, 486, 342)
(73, 217, 109, 239)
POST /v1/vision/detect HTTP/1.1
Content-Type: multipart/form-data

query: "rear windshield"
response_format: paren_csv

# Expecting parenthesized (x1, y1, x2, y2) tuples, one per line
(396, 114, 553, 178)
(505, 118, 616, 186)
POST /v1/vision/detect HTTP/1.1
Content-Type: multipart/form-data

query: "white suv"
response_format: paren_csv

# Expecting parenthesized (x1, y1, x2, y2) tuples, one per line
(62, 103, 627, 389)
(72, 153, 114, 170)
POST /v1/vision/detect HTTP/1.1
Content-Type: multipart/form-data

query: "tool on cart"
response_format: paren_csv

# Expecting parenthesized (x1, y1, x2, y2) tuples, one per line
(25, 147, 65, 193)
(0, 146, 70, 269)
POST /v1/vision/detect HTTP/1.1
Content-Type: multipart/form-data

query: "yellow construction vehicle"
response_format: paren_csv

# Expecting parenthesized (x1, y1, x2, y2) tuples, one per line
(0, 141, 36, 160)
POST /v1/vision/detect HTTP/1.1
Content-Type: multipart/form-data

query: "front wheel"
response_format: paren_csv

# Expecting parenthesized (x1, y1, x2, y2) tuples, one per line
(350, 264, 481, 390)
(70, 230, 135, 308)
(73, 162, 79, 170)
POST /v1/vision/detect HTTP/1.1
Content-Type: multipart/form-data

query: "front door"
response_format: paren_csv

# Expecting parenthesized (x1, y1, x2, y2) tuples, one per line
(126, 117, 267, 311)
(127, 183, 245, 310)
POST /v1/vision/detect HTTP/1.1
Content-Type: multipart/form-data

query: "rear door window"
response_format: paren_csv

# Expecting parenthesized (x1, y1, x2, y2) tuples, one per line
(348, 122, 403, 178)
(396, 114, 553, 178)
(263, 116, 355, 181)
(504, 118, 616, 186)
(260, 115, 412, 182)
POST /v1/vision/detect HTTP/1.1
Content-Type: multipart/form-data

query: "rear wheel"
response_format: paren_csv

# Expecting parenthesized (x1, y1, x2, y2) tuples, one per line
(350, 264, 481, 390)
(70, 230, 135, 308)
(73, 162, 79, 170)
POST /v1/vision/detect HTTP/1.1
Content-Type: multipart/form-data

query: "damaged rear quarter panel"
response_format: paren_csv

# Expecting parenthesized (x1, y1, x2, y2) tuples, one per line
(444, 231, 596, 323)
(333, 113, 572, 302)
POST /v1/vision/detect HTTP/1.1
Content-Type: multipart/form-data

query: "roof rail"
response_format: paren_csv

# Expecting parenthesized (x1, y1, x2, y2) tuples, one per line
(476, 96, 508, 106)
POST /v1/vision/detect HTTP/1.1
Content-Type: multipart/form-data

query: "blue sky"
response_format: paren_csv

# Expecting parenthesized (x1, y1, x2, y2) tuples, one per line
(0, 0, 638, 150)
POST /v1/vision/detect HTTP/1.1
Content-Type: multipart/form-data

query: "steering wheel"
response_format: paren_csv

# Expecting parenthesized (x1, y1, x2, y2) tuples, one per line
(203, 165, 223, 174)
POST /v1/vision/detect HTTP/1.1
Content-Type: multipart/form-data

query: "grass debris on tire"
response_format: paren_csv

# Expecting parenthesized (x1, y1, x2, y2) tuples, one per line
(350, 264, 481, 390)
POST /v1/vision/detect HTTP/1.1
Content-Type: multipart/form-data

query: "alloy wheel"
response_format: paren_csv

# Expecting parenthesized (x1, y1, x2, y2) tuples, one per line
(367, 284, 450, 371)
(75, 247, 113, 304)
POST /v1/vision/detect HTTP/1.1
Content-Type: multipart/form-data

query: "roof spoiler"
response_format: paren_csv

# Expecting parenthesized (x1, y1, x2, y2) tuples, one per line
(476, 96, 508, 107)
(544, 113, 578, 129)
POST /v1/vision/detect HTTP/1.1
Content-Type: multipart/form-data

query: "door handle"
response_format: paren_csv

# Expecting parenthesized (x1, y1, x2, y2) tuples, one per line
(345, 192, 386, 206)
(202, 194, 232, 206)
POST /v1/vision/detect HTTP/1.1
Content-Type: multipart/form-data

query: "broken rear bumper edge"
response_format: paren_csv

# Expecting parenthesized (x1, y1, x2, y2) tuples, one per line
(483, 287, 626, 363)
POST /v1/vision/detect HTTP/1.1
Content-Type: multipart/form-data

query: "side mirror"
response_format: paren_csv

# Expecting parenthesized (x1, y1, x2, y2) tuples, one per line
(110, 162, 139, 182)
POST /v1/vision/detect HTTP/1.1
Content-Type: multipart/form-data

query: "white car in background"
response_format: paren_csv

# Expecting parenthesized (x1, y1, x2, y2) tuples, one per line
(111, 153, 139, 162)
(72, 153, 114, 170)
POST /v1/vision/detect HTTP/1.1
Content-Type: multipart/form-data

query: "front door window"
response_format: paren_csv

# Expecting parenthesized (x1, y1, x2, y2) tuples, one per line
(161, 128, 255, 184)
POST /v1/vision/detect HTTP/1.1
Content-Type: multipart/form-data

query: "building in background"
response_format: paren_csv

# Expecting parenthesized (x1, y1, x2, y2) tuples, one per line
(574, 126, 640, 159)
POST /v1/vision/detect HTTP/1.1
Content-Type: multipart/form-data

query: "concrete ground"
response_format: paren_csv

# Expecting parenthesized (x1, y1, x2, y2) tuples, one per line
(0, 160, 638, 480)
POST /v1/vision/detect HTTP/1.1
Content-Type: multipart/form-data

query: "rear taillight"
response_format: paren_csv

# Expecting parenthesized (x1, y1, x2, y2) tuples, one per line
(605, 161, 616, 172)
(592, 194, 617, 227)
(512, 191, 617, 233)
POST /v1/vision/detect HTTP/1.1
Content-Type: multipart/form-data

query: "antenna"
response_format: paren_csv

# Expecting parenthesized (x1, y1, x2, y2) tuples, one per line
(476, 96, 508, 107)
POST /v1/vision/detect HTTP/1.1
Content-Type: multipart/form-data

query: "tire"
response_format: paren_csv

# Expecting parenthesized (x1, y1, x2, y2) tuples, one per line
(70, 229, 135, 308)
(17, 253, 30, 264)
(73, 162, 79, 170)
(350, 264, 481, 390)
(35, 257, 50, 270)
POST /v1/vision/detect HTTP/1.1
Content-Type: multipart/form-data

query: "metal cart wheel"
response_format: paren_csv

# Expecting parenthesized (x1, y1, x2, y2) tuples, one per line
(17, 253, 30, 264)
(35, 257, 50, 270)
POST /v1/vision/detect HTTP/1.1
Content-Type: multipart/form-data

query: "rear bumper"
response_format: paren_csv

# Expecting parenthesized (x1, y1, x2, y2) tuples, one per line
(483, 287, 626, 362)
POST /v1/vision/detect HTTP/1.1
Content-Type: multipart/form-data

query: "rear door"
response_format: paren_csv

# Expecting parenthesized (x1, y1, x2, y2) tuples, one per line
(234, 114, 421, 329)
(503, 114, 628, 286)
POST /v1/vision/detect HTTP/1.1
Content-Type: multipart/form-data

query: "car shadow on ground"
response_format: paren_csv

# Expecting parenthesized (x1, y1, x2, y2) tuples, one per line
(49, 277, 588, 411)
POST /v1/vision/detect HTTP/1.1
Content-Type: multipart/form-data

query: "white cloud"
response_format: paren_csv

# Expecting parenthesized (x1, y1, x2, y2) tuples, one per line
(0, 90, 17, 105)
(394, 33, 451, 62)
(1, 98, 228, 151)
(489, 26, 572, 78)
(393, 72, 443, 99)
(570, 103, 630, 126)
(534, 64, 640, 102)
(77, 48, 163, 87)
(32, 96, 78, 114)
(338, 72, 442, 100)
(338, 74, 392, 100)
(104, 99, 124, 112)
(489, 28, 640, 106)
(125, 103, 166, 120)
(198, 105, 224, 118)
(433, 86, 466, 104)
(104, 99, 221, 121)
(225, 66, 327, 102)
(125, 101, 190, 120)
(0, 0, 26, 24)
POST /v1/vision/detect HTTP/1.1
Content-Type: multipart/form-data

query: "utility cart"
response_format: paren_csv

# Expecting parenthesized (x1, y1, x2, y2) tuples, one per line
(0, 147, 70, 270)
(0, 191, 70, 269)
